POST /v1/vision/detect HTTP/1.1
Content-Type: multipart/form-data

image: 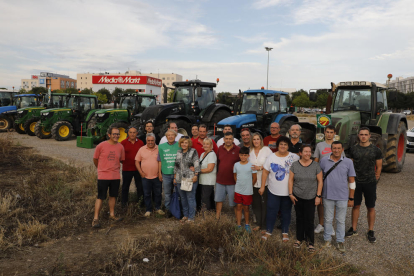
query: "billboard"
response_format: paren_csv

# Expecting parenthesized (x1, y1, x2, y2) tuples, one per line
(92, 75, 162, 87)
(32, 75, 38, 79)
(39, 79, 45, 84)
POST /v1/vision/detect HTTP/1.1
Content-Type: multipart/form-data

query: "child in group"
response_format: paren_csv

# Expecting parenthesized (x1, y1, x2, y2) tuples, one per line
(233, 146, 257, 233)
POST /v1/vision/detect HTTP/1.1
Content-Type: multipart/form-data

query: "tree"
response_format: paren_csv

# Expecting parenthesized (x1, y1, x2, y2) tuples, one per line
(81, 88, 93, 95)
(19, 88, 27, 94)
(124, 89, 137, 94)
(291, 89, 308, 102)
(113, 87, 123, 103)
(97, 88, 111, 103)
(216, 92, 233, 106)
(52, 89, 65, 94)
(168, 89, 175, 102)
(292, 93, 311, 108)
(94, 92, 108, 104)
(65, 88, 79, 94)
(316, 93, 329, 108)
(31, 87, 47, 95)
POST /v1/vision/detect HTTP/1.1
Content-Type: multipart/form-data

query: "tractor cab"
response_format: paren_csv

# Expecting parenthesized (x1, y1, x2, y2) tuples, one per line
(0, 90, 17, 107)
(14, 94, 42, 109)
(118, 93, 157, 115)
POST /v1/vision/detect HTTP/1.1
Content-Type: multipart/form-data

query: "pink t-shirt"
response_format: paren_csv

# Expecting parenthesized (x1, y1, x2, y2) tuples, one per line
(93, 141, 125, 180)
(135, 145, 159, 179)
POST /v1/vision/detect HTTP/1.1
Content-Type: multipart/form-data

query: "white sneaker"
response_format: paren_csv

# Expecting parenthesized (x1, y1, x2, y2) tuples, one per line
(314, 224, 324, 233)
(331, 229, 335, 236)
(144, 211, 151, 217)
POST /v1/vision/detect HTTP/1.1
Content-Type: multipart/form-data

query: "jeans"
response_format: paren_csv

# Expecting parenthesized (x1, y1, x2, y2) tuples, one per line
(162, 174, 174, 211)
(177, 181, 198, 220)
(252, 187, 268, 230)
(200, 184, 215, 210)
(324, 199, 348, 243)
(121, 171, 143, 206)
(142, 178, 162, 212)
(266, 191, 292, 234)
(293, 195, 315, 245)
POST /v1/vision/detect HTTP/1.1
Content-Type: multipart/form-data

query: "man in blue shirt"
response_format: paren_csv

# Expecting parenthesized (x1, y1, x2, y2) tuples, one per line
(320, 141, 356, 253)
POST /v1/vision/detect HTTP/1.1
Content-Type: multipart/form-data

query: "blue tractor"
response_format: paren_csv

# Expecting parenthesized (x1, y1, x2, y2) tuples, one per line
(0, 94, 42, 131)
(215, 89, 316, 145)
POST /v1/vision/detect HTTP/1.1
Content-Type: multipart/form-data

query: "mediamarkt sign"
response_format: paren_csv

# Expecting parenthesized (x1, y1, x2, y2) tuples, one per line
(92, 75, 162, 87)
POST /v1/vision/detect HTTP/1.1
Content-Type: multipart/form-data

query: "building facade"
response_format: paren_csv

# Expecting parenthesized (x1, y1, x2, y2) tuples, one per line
(21, 72, 76, 91)
(77, 70, 182, 91)
(387, 76, 414, 93)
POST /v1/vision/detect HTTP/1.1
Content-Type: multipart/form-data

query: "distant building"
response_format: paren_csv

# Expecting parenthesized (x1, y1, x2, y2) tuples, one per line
(77, 70, 183, 91)
(21, 72, 76, 91)
(387, 76, 414, 93)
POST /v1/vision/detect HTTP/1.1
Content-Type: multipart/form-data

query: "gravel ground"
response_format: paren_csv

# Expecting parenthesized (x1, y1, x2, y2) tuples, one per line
(2, 123, 414, 275)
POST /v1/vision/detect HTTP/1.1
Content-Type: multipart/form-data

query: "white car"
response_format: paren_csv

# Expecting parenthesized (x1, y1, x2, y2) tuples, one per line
(407, 127, 414, 152)
(402, 110, 412, 115)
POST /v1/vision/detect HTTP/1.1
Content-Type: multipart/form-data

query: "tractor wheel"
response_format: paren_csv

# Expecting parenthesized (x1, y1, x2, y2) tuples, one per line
(210, 109, 231, 130)
(300, 128, 316, 146)
(0, 116, 12, 131)
(51, 121, 74, 141)
(109, 122, 129, 142)
(161, 119, 190, 137)
(14, 122, 26, 134)
(24, 118, 39, 136)
(34, 121, 52, 139)
(383, 121, 407, 173)
(279, 121, 295, 136)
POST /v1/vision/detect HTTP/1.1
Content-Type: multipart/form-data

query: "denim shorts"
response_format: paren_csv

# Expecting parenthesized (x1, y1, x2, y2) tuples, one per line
(214, 183, 236, 207)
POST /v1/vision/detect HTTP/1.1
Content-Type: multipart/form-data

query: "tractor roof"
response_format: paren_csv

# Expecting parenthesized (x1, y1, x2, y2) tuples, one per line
(14, 94, 40, 97)
(70, 94, 97, 98)
(119, 93, 156, 97)
(244, 89, 289, 95)
(336, 81, 387, 88)
(51, 93, 70, 96)
(173, 79, 216, 88)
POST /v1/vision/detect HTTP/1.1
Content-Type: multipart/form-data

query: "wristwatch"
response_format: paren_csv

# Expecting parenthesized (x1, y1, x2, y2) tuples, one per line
(349, 198, 354, 201)
(316, 195, 322, 198)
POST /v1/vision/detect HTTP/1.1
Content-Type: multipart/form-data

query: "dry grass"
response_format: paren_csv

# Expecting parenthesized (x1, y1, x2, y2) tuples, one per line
(101, 213, 367, 276)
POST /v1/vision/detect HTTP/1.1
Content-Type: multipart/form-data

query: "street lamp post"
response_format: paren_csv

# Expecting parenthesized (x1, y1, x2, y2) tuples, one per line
(265, 47, 273, 89)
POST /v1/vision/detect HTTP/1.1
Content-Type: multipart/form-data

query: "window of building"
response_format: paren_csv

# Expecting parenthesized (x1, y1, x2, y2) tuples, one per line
(81, 77, 82, 79)
(167, 77, 170, 80)
(162, 78, 165, 80)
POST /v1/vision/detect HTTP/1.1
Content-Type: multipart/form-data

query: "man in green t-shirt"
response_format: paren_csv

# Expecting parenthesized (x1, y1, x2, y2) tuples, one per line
(158, 129, 181, 217)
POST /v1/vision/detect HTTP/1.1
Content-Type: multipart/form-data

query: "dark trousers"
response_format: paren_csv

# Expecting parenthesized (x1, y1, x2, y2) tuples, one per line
(142, 178, 162, 212)
(252, 187, 268, 230)
(294, 194, 316, 245)
(122, 171, 143, 206)
(200, 184, 215, 210)
(266, 191, 292, 234)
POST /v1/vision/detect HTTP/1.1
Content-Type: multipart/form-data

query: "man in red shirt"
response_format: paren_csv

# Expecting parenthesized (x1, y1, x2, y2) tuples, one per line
(192, 124, 218, 157)
(215, 132, 240, 219)
(264, 122, 281, 153)
(92, 126, 125, 228)
(120, 126, 144, 208)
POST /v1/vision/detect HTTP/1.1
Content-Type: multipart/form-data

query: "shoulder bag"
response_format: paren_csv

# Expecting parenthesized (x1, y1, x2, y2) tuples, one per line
(323, 160, 343, 181)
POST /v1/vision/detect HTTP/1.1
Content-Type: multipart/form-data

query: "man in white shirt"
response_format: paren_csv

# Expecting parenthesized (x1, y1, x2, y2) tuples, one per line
(217, 125, 240, 147)
(159, 122, 183, 144)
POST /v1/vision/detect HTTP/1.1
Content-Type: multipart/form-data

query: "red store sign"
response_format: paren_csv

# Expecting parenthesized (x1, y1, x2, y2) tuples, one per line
(32, 75, 38, 79)
(92, 75, 162, 87)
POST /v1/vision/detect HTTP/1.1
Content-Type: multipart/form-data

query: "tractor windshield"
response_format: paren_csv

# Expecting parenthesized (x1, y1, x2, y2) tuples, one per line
(141, 97, 156, 108)
(240, 93, 264, 114)
(0, 92, 12, 106)
(174, 87, 192, 104)
(120, 96, 136, 110)
(333, 89, 371, 112)
(66, 97, 78, 109)
(15, 96, 38, 108)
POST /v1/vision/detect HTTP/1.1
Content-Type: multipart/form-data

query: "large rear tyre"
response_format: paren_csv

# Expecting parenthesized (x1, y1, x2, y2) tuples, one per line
(109, 122, 129, 142)
(34, 121, 52, 139)
(210, 109, 231, 130)
(51, 121, 74, 141)
(14, 122, 26, 134)
(279, 121, 295, 136)
(24, 118, 39, 136)
(383, 121, 407, 173)
(161, 119, 190, 137)
(0, 116, 13, 131)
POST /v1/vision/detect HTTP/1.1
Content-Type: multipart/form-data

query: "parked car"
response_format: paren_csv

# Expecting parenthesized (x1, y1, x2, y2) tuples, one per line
(402, 110, 412, 115)
(407, 127, 414, 152)
(386, 110, 393, 113)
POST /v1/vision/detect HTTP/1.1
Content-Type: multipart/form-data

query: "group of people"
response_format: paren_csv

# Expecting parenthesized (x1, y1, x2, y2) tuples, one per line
(92, 120, 382, 253)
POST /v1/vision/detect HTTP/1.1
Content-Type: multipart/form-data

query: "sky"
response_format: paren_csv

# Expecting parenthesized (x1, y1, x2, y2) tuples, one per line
(1, 0, 414, 93)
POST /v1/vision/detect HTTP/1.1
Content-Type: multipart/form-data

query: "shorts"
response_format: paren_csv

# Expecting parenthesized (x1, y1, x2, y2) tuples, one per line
(97, 179, 120, 200)
(234, 192, 253, 206)
(215, 183, 236, 207)
(354, 181, 377, 208)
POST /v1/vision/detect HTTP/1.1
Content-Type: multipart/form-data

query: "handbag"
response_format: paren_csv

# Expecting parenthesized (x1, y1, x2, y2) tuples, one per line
(180, 177, 193, 191)
(170, 186, 181, 219)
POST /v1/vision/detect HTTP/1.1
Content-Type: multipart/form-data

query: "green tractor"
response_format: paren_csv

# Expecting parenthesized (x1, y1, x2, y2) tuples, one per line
(78, 93, 157, 148)
(315, 81, 407, 172)
(36, 94, 99, 141)
(14, 93, 67, 136)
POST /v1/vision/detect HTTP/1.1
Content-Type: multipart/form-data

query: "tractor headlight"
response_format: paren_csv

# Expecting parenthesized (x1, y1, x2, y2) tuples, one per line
(17, 110, 24, 114)
(316, 133, 325, 140)
(42, 112, 49, 116)
(98, 113, 105, 117)
(334, 135, 340, 141)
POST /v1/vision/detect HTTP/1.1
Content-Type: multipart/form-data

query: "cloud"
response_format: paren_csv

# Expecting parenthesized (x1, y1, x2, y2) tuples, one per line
(252, 0, 291, 9)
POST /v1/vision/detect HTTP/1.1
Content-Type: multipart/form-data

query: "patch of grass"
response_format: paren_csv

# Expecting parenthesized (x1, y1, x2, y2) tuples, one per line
(100, 212, 365, 275)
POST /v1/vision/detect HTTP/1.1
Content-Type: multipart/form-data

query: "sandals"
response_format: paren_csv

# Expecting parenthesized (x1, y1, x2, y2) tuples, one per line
(261, 232, 272, 241)
(92, 219, 101, 228)
(293, 241, 302, 248)
(308, 245, 316, 253)
(282, 233, 289, 243)
(180, 217, 188, 223)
